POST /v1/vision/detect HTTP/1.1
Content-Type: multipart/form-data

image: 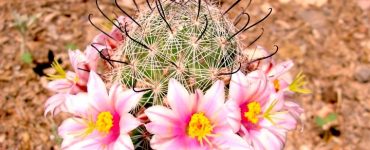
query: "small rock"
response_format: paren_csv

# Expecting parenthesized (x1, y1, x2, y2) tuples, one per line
(20, 132, 30, 142)
(357, 0, 370, 10)
(354, 66, 370, 83)
(0, 134, 5, 143)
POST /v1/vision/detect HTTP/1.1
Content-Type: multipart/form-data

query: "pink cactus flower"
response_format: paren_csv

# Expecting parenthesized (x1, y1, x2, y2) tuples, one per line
(58, 71, 144, 150)
(226, 71, 300, 150)
(45, 50, 94, 116)
(145, 79, 251, 150)
(85, 16, 130, 68)
(246, 46, 310, 94)
(245, 47, 307, 119)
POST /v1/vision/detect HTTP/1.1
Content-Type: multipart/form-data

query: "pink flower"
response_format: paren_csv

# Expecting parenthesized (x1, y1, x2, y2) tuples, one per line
(247, 46, 310, 94)
(45, 50, 94, 116)
(245, 46, 306, 122)
(58, 71, 144, 150)
(84, 16, 130, 68)
(145, 79, 251, 150)
(226, 71, 300, 150)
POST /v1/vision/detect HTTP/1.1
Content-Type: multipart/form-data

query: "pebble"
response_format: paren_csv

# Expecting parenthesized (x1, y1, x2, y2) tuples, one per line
(354, 66, 370, 83)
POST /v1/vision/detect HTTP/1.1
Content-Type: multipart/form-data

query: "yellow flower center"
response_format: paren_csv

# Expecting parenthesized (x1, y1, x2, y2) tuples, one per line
(244, 102, 261, 124)
(273, 79, 280, 92)
(187, 112, 213, 142)
(96, 111, 114, 133)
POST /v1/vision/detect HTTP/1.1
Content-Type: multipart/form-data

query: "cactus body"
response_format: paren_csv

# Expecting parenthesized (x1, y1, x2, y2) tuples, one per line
(112, 1, 242, 106)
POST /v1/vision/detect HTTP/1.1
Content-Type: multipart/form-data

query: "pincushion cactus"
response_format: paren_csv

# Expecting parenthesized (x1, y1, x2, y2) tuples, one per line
(45, 0, 309, 149)
(111, 0, 241, 106)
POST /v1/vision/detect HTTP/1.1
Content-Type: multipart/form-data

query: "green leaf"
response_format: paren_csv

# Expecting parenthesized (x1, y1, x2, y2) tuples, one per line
(65, 43, 77, 50)
(315, 116, 326, 127)
(325, 113, 337, 122)
(21, 51, 33, 64)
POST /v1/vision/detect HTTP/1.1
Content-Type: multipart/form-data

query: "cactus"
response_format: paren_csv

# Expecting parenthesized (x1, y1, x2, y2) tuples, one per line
(110, 0, 243, 106)
(44, 0, 294, 149)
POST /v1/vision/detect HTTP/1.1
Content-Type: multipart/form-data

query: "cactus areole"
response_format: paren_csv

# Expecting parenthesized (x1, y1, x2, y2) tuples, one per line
(112, 1, 242, 106)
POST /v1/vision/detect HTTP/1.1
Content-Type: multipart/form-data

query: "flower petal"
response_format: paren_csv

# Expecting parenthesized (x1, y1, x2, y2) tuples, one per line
(150, 135, 201, 150)
(58, 118, 86, 139)
(225, 100, 241, 133)
(84, 45, 101, 71)
(62, 137, 103, 150)
(119, 113, 141, 133)
(112, 134, 135, 150)
(230, 71, 270, 105)
(87, 71, 110, 111)
(261, 112, 298, 131)
(229, 71, 250, 104)
(68, 50, 87, 71)
(267, 60, 294, 79)
(114, 88, 143, 114)
(250, 128, 284, 150)
(167, 79, 191, 119)
(284, 100, 304, 119)
(144, 106, 182, 136)
(47, 79, 73, 93)
(199, 80, 225, 116)
(64, 93, 97, 117)
(213, 132, 252, 150)
(44, 93, 66, 116)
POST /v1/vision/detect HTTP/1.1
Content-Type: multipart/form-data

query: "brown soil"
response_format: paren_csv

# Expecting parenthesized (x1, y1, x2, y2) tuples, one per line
(0, 0, 369, 149)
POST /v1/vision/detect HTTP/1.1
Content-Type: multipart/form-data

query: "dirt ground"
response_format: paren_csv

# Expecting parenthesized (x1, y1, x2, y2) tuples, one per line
(0, 0, 369, 149)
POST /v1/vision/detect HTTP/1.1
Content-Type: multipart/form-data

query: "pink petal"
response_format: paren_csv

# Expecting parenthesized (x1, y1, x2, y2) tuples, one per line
(144, 106, 182, 136)
(150, 135, 180, 150)
(246, 46, 273, 72)
(112, 134, 134, 150)
(113, 88, 143, 114)
(109, 82, 121, 102)
(44, 93, 66, 116)
(247, 70, 269, 100)
(150, 135, 201, 150)
(278, 79, 290, 91)
(284, 101, 304, 119)
(64, 93, 97, 117)
(261, 112, 298, 131)
(119, 113, 141, 133)
(199, 80, 225, 117)
(68, 50, 87, 71)
(261, 93, 284, 113)
(84, 45, 100, 71)
(229, 71, 250, 104)
(87, 71, 111, 111)
(225, 100, 241, 133)
(230, 71, 270, 105)
(167, 79, 191, 119)
(267, 60, 294, 79)
(213, 132, 252, 150)
(250, 128, 284, 150)
(62, 137, 103, 150)
(47, 79, 73, 93)
(58, 118, 86, 139)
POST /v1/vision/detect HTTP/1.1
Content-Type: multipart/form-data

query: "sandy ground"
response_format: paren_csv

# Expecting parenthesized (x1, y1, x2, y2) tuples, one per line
(0, 0, 369, 149)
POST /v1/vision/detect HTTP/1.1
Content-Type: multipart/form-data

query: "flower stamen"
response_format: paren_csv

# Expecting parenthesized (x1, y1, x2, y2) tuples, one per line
(244, 102, 261, 124)
(289, 71, 311, 94)
(96, 111, 114, 133)
(187, 112, 213, 144)
(47, 59, 66, 80)
(273, 79, 280, 92)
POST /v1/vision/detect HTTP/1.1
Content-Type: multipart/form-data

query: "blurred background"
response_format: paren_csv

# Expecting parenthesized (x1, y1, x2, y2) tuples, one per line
(0, 0, 369, 149)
